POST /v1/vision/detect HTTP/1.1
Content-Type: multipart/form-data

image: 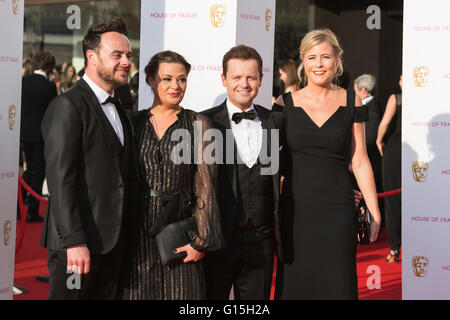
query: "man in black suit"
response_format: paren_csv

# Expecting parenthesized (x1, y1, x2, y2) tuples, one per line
(41, 18, 137, 299)
(20, 51, 57, 222)
(354, 74, 384, 223)
(201, 45, 285, 300)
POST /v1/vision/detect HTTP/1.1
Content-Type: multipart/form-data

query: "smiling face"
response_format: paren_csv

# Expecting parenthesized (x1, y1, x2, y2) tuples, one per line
(88, 31, 131, 90)
(302, 41, 340, 87)
(222, 58, 262, 110)
(149, 62, 188, 108)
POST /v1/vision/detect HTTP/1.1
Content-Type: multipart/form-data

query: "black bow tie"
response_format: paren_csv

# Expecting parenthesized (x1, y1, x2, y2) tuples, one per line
(232, 110, 257, 124)
(102, 95, 122, 106)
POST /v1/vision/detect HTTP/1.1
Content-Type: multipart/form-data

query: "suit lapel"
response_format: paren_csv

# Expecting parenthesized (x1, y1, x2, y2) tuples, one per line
(213, 101, 238, 200)
(77, 79, 122, 155)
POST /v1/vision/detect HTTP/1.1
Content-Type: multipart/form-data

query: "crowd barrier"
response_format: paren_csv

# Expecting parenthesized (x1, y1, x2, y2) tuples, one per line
(15, 174, 402, 300)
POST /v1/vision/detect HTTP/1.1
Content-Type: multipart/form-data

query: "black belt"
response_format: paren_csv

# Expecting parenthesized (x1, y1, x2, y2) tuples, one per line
(149, 189, 173, 202)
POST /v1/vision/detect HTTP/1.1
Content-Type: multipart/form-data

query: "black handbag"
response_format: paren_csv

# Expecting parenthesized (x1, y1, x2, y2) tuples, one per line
(155, 216, 196, 266)
(356, 200, 371, 245)
(148, 187, 197, 266)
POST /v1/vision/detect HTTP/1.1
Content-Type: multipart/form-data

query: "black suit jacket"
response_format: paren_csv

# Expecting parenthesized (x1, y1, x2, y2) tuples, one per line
(40, 79, 138, 254)
(201, 101, 287, 263)
(21, 73, 57, 143)
(365, 98, 382, 175)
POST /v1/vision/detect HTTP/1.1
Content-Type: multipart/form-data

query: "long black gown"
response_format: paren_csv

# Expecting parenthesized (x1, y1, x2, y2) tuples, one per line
(275, 91, 368, 300)
(122, 108, 224, 300)
(382, 93, 401, 252)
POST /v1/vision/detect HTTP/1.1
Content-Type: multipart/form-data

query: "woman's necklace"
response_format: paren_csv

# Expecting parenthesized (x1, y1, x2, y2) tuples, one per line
(150, 105, 181, 140)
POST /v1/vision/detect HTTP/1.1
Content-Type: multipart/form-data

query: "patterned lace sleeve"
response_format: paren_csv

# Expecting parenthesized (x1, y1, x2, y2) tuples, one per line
(189, 114, 225, 252)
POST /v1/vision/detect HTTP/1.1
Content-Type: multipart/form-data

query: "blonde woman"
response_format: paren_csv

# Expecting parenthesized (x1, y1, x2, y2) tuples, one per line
(274, 29, 381, 299)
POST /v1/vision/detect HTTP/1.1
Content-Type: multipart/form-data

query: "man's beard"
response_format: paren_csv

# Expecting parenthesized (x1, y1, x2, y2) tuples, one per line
(97, 60, 127, 88)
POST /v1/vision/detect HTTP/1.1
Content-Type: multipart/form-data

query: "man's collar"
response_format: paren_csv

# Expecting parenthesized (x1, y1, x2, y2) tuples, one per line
(362, 95, 374, 105)
(82, 74, 114, 105)
(33, 69, 47, 79)
(226, 99, 255, 121)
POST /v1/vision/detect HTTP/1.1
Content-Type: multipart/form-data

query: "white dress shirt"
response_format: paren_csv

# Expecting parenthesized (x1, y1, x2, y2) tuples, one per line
(226, 100, 263, 168)
(33, 69, 48, 79)
(362, 95, 374, 105)
(83, 74, 124, 145)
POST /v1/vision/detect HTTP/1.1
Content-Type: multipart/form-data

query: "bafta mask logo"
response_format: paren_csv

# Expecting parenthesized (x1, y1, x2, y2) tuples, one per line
(3, 220, 12, 246)
(210, 4, 227, 28)
(412, 256, 430, 278)
(12, 0, 20, 15)
(265, 9, 272, 31)
(413, 66, 430, 87)
(8, 105, 16, 130)
(412, 161, 429, 182)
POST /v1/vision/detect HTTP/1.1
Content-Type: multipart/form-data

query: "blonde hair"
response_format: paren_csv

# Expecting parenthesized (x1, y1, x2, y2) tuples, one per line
(297, 28, 343, 86)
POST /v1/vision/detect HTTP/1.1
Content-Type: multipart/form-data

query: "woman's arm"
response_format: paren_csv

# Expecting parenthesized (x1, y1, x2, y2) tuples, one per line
(376, 94, 397, 156)
(351, 95, 381, 243)
(177, 113, 225, 263)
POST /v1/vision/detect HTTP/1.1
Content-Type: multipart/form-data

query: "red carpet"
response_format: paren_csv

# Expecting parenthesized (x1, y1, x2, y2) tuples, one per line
(13, 209, 401, 300)
(356, 230, 401, 300)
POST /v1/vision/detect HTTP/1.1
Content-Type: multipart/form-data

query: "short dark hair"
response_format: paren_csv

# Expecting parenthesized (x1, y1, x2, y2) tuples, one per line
(82, 17, 128, 66)
(222, 45, 263, 78)
(144, 51, 191, 85)
(32, 51, 56, 73)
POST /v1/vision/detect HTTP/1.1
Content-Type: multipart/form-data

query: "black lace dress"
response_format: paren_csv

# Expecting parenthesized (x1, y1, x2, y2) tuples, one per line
(122, 108, 224, 300)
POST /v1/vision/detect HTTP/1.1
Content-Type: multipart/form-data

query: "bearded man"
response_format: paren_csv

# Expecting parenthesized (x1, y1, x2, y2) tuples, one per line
(40, 17, 138, 300)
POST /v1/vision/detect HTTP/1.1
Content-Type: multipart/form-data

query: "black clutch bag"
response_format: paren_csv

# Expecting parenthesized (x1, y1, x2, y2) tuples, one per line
(155, 216, 197, 266)
(357, 201, 371, 245)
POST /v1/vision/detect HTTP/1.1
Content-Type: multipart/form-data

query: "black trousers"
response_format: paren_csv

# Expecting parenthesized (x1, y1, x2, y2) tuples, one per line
(47, 230, 127, 300)
(22, 141, 45, 216)
(204, 223, 279, 300)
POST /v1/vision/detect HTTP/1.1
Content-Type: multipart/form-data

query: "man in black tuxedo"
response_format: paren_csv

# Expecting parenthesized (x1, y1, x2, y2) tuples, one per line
(201, 45, 286, 300)
(354, 74, 384, 223)
(41, 18, 137, 299)
(20, 51, 57, 222)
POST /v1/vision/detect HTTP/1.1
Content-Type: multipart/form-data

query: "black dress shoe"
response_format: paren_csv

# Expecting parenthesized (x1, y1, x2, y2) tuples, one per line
(35, 275, 49, 282)
(26, 214, 44, 223)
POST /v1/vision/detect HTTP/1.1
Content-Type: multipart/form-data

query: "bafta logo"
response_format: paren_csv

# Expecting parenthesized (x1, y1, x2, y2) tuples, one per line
(12, 0, 19, 15)
(412, 256, 430, 278)
(412, 161, 429, 182)
(3, 220, 12, 246)
(210, 4, 227, 28)
(8, 105, 16, 130)
(265, 9, 272, 31)
(413, 66, 430, 87)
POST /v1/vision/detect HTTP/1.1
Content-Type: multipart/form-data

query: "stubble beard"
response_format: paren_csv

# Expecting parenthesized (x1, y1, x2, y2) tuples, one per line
(97, 59, 127, 89)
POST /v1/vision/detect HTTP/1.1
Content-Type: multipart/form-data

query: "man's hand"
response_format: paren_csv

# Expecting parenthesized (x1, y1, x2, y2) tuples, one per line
(67, 244, 90, 274)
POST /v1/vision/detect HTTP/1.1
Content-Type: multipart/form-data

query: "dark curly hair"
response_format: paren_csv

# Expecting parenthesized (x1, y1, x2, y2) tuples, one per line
(31, 51, 55, 73)
(144, 51, 191, 85)
(82, 17, 128, 66)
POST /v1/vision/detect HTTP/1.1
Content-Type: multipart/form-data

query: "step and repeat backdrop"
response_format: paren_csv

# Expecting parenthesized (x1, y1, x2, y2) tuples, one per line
(138, 0, 276, 112)
(403, 0, 450, 299)
(0, 0, 24, 300)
